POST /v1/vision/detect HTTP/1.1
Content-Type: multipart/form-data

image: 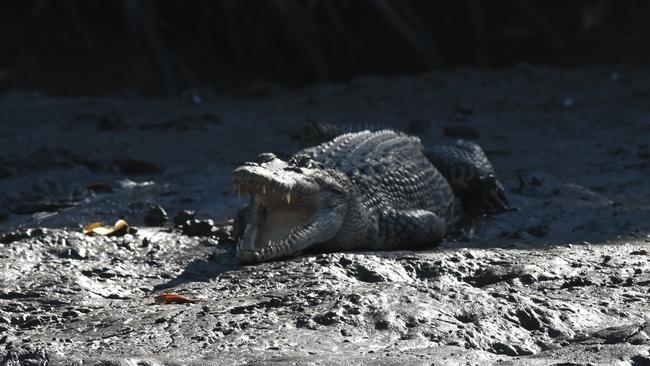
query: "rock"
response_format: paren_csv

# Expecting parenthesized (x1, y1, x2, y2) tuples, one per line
(295, 317, 318, 330)
(0, 228, 46, 244)
(143, 205, 168, 226)
(593, 323, 646, 344)
(629, 330, 650, 345)
(347, 263, 386, 283)
(51, 246, 87, 260)
(372, 310, 398, 331)
(173, 210, 196, 227)
(516, 307, 543, 331)
(181, 219, 216, 237)
(0, 345, 50, 366)
(313, 310, 340, 326)
(62, 310, 82, 319)
(491, 342, 532, 356)
(561, 276, 596, 288)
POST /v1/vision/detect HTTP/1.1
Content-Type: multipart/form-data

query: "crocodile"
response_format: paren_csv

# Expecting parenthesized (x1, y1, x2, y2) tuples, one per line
(232, 128, 508, 264)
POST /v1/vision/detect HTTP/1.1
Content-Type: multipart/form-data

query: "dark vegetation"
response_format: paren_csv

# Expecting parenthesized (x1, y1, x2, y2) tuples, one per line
(2, 0, 650, 95)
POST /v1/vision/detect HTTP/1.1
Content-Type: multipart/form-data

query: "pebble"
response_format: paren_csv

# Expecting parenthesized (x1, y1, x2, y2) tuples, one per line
(0, 228, 46, 244)
(181, 219, 216, 237)
(144, 205, 168, 226)
(174, 210, 196, 227)
(54, 247, 87, 260)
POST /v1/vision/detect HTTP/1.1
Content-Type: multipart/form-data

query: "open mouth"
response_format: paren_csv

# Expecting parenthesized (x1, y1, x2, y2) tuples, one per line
(232, 176, 317, 251)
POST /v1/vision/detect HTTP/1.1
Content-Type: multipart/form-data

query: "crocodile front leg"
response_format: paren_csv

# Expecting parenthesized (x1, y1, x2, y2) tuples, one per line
(376, 209, 447, 250)
(237, 206, 345, 264)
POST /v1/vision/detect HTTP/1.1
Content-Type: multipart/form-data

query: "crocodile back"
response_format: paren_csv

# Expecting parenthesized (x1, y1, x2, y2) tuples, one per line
(300, 130, 455, 219)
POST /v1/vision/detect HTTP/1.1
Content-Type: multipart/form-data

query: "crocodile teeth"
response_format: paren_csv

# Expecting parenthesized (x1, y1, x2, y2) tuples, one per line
(262, 185, 266, 194)
(285, 192, 291, 204)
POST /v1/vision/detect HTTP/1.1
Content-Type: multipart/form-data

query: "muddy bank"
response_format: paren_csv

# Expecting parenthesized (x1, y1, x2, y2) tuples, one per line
(1, 228, 649, 365)
(1, 67, 650, 364)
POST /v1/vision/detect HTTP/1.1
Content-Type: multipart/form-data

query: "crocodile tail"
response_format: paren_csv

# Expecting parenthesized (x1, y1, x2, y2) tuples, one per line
(298, 120, 344, 148)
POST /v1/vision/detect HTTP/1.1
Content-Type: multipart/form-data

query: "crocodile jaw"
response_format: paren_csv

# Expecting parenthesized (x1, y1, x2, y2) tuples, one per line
(239, 194, 317, 251)
(232, 162, 320, 253)
(232, 153, 348, 263)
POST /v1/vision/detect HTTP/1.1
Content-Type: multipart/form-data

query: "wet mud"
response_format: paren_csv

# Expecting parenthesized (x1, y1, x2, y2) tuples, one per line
(1, 67, 650, 365)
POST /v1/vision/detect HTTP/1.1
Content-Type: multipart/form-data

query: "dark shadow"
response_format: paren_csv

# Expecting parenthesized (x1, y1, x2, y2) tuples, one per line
(153, 247, 240, 290)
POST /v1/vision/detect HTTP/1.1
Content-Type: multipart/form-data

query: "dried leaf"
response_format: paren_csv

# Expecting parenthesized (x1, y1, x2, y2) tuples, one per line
(111, 219, 130, 236)
(83, 222, 104, 235)
(84, 219, 136, 236)
(154, 293, 202, 305)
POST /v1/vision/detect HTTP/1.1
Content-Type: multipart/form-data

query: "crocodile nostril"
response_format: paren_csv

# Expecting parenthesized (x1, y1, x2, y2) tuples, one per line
(256, 152, 277, 164)
(284, 166, 303, 173)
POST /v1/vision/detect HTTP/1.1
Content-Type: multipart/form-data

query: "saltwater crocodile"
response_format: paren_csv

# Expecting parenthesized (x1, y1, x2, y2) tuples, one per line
(232, 128, 508, 264)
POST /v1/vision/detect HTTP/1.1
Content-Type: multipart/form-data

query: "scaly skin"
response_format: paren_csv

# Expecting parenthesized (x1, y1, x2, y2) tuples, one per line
(232, 130, 457, 264)
(299, 121, 509, 214)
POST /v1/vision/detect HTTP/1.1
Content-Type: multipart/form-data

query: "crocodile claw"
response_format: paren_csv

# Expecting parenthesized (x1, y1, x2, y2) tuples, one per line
(461, 175, 510, 215)
(236, 248, 261, 264)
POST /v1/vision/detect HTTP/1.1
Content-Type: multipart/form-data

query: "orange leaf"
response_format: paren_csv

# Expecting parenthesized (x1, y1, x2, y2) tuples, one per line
(154, 293, 202, 305)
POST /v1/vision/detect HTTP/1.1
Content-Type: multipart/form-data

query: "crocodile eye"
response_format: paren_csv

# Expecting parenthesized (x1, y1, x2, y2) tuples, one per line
(289, 154, 314, 168)
(256, 153, 277, 164)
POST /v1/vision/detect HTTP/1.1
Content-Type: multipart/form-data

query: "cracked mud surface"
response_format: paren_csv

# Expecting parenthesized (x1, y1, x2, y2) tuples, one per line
(1, 67, 650, 365)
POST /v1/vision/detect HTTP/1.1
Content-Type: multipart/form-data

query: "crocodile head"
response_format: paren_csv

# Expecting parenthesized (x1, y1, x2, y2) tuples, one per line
(231, 153, 348, 263)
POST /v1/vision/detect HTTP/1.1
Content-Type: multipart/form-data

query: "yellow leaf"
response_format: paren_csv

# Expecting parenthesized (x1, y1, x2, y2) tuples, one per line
(110, 219, 130, 236)
(83, 222, 104, 235)
(92, 227, 115, 236)
(84, 219, 134, 236)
